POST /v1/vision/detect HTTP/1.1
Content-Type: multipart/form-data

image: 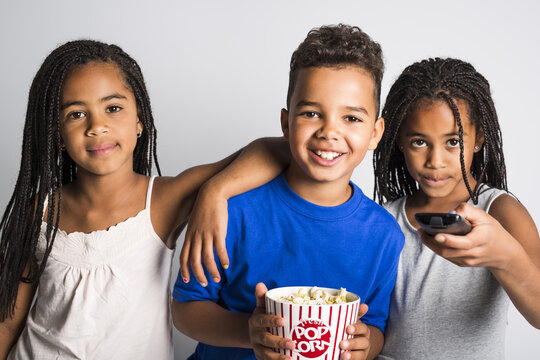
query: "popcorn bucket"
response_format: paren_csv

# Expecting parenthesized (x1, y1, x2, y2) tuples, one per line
(265, 286, 360, 360)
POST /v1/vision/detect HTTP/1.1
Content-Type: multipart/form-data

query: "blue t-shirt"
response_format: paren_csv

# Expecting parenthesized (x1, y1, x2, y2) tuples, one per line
(173, 174, 404, 360)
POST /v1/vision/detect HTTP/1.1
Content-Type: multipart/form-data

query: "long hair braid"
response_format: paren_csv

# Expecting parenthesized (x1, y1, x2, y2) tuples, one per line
(374, 58, 507, 205)
(0, 40, 160, 321)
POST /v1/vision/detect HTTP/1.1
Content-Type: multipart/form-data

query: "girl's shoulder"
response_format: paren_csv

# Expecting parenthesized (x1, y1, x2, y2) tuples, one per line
(151, 175, 191, 206)
(489, 193, 539, 260)
(382, 196, 407, 215)
(489, 193, 531, 227)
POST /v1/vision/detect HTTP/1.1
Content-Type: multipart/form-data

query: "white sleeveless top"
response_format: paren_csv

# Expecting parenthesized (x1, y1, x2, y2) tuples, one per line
(8, 176, 175, 360)
(377, 185, 510, 360)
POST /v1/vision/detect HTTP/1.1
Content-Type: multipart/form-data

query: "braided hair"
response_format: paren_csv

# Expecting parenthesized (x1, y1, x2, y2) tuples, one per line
(0, 40, 161, 321)
(373, 58, 507, 205)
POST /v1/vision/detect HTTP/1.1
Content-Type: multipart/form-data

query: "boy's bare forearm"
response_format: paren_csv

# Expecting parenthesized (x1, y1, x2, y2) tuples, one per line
(367, 325, 384, 359)
(203, 137, 289, 200)
(171, 300, 251, 348)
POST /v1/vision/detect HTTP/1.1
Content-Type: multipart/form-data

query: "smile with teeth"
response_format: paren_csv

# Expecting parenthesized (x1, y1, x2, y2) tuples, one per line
(314, 150, 344, 160)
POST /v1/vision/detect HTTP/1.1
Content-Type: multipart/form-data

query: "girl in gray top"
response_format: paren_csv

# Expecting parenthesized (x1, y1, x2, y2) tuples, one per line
(373, 58, 540, 359)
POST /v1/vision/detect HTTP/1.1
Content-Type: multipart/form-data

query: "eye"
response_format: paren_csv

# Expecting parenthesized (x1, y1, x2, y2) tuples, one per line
(345, 115, 362, 123)
(106, 105, 123, 113)
(66, 111, 85, 120)
(447, 139, 460, 148)
(411, 139, 426, 148)
(299, 111, 320, 118)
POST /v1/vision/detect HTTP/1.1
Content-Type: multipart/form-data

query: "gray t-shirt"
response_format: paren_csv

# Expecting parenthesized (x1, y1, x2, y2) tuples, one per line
(378, 186, 509, 360)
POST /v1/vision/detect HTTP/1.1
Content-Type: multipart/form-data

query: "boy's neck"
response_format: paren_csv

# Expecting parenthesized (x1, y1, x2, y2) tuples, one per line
(284, 165, 353, 207)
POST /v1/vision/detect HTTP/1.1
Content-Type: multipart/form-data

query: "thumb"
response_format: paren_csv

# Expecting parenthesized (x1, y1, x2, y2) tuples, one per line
(357, 303, 369, 319)
(255, 282, 268, 309)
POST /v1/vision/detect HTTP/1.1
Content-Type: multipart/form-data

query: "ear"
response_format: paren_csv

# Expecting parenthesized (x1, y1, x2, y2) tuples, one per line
(280, 108, 290, 140)
(136, 118, 144, 134)
(474, 126, 485, 152)
(368, 117, 385, 150)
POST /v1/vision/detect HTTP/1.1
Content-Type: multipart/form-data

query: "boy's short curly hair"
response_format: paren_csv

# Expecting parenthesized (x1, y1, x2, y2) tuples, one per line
(286, 24, 384, 116)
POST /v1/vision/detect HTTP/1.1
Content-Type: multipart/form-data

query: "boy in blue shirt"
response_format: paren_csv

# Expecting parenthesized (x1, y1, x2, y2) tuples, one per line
(172, 24, 404, 360)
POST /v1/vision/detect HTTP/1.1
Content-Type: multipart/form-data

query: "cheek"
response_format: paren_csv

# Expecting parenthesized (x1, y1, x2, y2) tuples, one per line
(289, 124, 312, 143)
(402, 151, 422, 174)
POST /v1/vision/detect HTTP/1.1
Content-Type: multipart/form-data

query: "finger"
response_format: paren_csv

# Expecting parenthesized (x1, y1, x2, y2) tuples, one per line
(255, 282, 269, 309)
(201, 235, 221, 283)
(179, 236, 191, 283)
(252, 328, 294, 351)
(418, 229, 474, 250)
(250, 313, 285, 329)
(420, 236, 482, 265)
(189, 234, 209, 287)
(346, 319, 369, 336)
(431, 233, 475, 250)
(357, 303, 369, 319)
(341, 348, 369, 360)
(214, 230, 230, 270)
(340, 333, 370, 351)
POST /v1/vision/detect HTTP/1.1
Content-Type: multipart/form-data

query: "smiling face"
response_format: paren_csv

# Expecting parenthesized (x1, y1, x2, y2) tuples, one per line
(59, 61, 142, 178)
(281, 66, 383, 199)
(398, 98, 484, 202)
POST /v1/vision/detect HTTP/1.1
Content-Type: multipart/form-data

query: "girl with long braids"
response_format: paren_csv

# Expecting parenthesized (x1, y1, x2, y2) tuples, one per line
(374, 58, 540, 359)
(0, 40, 287, 359)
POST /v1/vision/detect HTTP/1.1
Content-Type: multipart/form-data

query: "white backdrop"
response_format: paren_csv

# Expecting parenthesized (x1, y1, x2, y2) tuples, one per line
(1, 0, 539, 358)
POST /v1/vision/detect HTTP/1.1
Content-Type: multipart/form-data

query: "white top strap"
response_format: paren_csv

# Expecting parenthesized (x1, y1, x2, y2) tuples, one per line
(145, 176, 157, 211)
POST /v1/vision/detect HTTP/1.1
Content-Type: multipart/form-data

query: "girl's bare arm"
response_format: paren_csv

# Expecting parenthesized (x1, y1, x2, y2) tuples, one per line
(420, 199, 540, 328)
(487, 195, 540, 328)
(150, 137, 289, 254)
(0, 263, 37, 359)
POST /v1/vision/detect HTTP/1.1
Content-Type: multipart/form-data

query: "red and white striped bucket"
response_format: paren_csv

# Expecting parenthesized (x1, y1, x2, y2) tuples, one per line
(265, 286, 360, 360)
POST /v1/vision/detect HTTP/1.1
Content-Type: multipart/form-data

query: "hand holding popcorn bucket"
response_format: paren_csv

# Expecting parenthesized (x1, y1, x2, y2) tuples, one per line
(265, 286, 360, 360)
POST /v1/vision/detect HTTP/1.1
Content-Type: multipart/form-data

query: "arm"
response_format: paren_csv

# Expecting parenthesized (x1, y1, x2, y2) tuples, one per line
(152, 137, 289, 250)
(171, 283, 294, 359)
(485, 196, 540, 328)
(0, 263, 37, 359)
(340, 304, 384, 360)
(420, 199, 540, 328)
(180, 137, 289, 285)
(172, 300, 251, 348)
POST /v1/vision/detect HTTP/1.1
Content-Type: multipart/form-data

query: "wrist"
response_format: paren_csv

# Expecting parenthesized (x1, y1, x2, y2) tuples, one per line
(490, 235, 531, 275)
(200, 176, 230, 201)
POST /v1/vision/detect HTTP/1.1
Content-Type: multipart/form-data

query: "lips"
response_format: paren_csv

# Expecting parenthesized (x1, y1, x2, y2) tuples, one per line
(421, 175, 450, 185)
(87, 142, 117, 156)
(309, 148, 345, 166)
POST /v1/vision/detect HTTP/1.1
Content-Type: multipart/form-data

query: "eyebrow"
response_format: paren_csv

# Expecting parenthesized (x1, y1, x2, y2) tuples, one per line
(403, 131, 466, 137)
(295, 100, 369, 115)
(60, 93, 127, 110)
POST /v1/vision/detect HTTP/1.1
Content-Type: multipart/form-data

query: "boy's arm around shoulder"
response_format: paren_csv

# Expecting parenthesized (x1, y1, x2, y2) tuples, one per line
(487, 194, 540, 328)
(151, 137, 289, 249)
(0, 262, 37, 359)
(180, 137, 289, 284)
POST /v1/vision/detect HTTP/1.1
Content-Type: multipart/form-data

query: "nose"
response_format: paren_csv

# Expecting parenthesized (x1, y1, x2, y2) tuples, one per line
(425, 146, 446, 169)
(85, 113, 109, 136)
(315, 117, 340, 141)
